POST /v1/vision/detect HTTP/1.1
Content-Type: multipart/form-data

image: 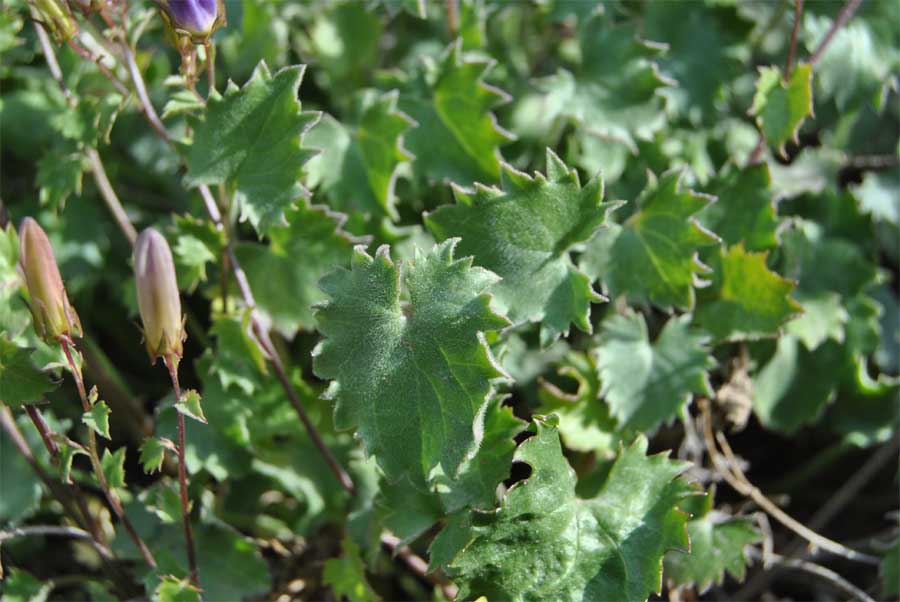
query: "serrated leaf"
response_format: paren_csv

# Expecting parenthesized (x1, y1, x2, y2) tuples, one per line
(664, 487, 760, 593)
(208, 315, 268, 394)
(323, 537, 381, 602)
(0, 335, 56, 407)
(596, 311, 714, 433)
(695, 245, 802, 341)
(36, 148, 83, 211)
(398, 41, 513, 185)
(152, 575, 201, 602)
(140, 437, 168, 474)
(434, 420, 696, 602)
(170, 215, 223, 292)
(58, 441, 88, 484)
(583, 170, 719, 310)
(537, 351, 620, 456)
(426, 149, 617, 345)
(698, 163, 778, 251)
(82, 399, 111, 439)
(101, 447, 127, 490)
(175, 389, 207, 424)
(183, 62, 320, 233)
(234, 201, 364, 337)
(305, 93, 415, 223)
(787, 291, 848, 350)
(162, 89, 206, 120)
(751, 64, 813, 156)
(313, 239, 510, 484)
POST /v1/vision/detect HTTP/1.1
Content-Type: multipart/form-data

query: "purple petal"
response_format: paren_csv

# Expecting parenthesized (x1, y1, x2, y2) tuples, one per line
(165, 0, 217, 34)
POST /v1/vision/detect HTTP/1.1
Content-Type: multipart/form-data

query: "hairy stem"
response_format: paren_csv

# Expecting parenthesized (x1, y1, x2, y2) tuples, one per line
(60, 338, 158, 569)
(163, 354, 200, 586)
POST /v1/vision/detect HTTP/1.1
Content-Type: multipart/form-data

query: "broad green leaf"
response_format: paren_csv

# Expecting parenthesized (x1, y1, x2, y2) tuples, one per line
(434, 420, 696, 602)
(750, 64, 813, 156)
(101, 447, 127, 490)
(852, 169, 900, 225)
(664, 488, 760, 593)
(786, 291, 848, 350)
(882, 539, 899, 598)
(175, 389, 207, 424)
(397, 41, 514, 185)
(36, 148, 83, 211)
(0, 568, 51, 602)
(583, 170, 719, 310)
(0, 336, 56, 407)
(183, 62, 320, 233)
(596, 311, 714, 432)
(140, 437, 169, 474)
(82, 399, 111, 439)
(695, 245, 802, 341)
(426, 149, 618, 345)
(323, 537, 381, 602)
(698, 163, 778, 251)
(313, 239, 510, 484)
(152, 576, 201, 602)
(305, 92, 415, 222)
(537, 351, 620, 456)
(234, 201, 363, 337)
(208, 315, 268, 394)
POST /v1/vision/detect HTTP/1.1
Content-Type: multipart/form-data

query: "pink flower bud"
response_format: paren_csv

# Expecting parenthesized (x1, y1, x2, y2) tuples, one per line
(134, 228, 185, 362)
(18, 217, 82, 342)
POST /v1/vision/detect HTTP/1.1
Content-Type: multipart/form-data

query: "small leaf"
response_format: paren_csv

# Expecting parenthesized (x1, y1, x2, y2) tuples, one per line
(88, 385, 99, 406)
(153, 575, 201, 602)
(140, 437, 169, 474)
(58, 442, 88, 484)
(36, 148, 83, 211)
(323, 537, 381, 602)
(101, 447, 127, 490)
(175, 389, 207, 424)
(0, 335, 57, 407)
(750, 64, 813, 156)
(596, 311, 714, 432)
(82, 399, 111, 439)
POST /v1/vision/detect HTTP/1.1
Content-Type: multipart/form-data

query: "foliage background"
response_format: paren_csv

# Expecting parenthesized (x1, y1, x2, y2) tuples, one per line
(0, 0, 898, 600)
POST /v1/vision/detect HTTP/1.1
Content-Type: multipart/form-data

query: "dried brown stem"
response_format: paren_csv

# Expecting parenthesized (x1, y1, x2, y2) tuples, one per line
(164, 354, 200, 586)
(746, 549, 876, 602)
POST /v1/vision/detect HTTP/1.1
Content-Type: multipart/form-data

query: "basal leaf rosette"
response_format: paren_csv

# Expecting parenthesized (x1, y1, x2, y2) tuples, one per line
(431, 418, 698, 602)
(312, 239, 511, 485)
(426, 149, 621, 346)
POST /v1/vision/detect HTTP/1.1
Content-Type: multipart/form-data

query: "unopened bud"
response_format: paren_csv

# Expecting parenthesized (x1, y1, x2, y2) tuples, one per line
(134, 228, 185, 362)
(31, 0, 79, 44)
(18, 217, 82, 342)
(158, 0, 225, 44)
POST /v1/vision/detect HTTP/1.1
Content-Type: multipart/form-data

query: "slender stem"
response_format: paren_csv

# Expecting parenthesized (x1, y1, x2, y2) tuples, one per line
(0, 525, 108, 560)
(746, 549, 876, 602)
(809, 0, 865, 66)
(381, 532, 458, 601)
(85, 147, 138, 245)
(164, 354, 200, 586)
(120, 39, 171, 143)
(444, 0, 459, 38)
(60, 338, 158, 569)
(784, 0, 804, 79)
(204, 40, 216, 97)
(699, 402, 880, 566)
(67, 39, 131, 97)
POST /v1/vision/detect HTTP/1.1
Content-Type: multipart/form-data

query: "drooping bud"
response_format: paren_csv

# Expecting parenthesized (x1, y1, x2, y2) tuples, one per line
(31, 0, 79, 44)
(134, 228, 185, 363)
(157, 0, 225, 44)
(18, 217, 82, 342)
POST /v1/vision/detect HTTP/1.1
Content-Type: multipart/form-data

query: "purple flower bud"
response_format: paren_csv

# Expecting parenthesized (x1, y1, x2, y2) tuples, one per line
(158, 0, 225, 44)
(134, 228, 185, 362)
(18, 217, 82, 342)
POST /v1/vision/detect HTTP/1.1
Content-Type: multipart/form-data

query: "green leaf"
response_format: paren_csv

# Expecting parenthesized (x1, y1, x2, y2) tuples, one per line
(0, 414, 43, 524)
(0, 568, 52, 602)
(323, 537, 381, 602)
(664, 487, 760, 593)
(234, 201, 363, 337)
(58, 441, 88, 484)
(583, 170, 720, 310)
(398, 41, 513, 184)
(426, 149, 618, 345)
(36, 148, 83, 211)
(101, 447, 127, 490)
(698, 163, 778, 251)
(304, 92, 415, 222)
(208, 315, 268, 394)
(750, 64, 813, 156)
(170, 214, 224, 292)
(152, 576, 201, 602)
(537, 351, 621, 456)
(175, 389, 207, 424)
(0, 336, 56, 407)
(183, 62, 320, 233)
(82, 399, 111, 439)
(306, 1, 384, 95)
(824, 360, 899, 447)
(313, 239, 510, 484)
(596, 311, 714, 433)
(434, 419, 696, 602)
(694, 245, 802, 341)
(852, 169, 900, 225)
(881, 539, 899, 598)
(786, 291, 848, 350)
(140, 437, 170, 474)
